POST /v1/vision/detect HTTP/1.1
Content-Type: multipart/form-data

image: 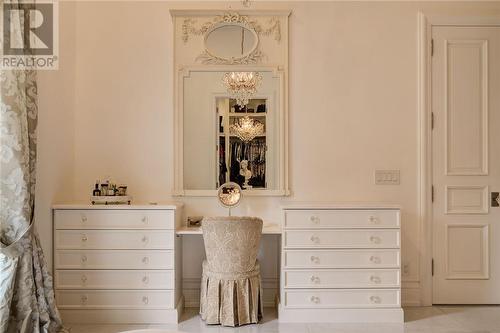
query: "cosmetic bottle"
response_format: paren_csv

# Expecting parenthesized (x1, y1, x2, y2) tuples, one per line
(93, 181, 101, 196)
(101, 183, 109, 197)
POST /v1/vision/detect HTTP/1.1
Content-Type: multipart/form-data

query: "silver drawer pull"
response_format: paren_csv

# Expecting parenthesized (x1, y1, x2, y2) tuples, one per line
(310, 216, 320, 224)
(310, 235, 320, 244)
(142, 276, 149, 284)
(310, 256, 320, 264)
(310, 275, 320, 284)
(369, 216, 380, 224)
(370, 295, 381, 304)
(370, 275, 381, 284)
(142, 296, 149, 305)
(142, 256, 149, 264)
(141, 216, 148, 223)
(310, 296, 320, 304)
(81, 275, 88, 283)
(141, 236, 149, 243)
(81, 295, 88, 304)
(81, 234, 88, 242)
(369, 256, 381, 264)
(369, 236, 381, 244)
(81, 255, 88, 263)
(81, 215, 87, 223)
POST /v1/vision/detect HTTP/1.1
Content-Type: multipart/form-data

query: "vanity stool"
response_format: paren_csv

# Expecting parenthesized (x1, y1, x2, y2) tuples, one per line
(200, 217, 264, 327)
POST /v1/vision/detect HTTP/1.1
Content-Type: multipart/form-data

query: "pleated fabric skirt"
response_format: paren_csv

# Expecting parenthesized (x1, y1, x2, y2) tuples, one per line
(199, 260, 264, 327)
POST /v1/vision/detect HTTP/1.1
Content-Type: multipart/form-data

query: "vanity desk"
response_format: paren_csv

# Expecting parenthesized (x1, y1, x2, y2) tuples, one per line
(53, 203, 402, 324)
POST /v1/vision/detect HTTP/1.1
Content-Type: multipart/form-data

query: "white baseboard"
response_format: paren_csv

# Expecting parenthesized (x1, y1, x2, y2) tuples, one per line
(60, 308, 180, 324)
(402, 281, 421, 306)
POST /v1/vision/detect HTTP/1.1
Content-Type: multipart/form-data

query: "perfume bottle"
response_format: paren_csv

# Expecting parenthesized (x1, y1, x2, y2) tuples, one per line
(93, 181, 101, 196)
(110, 184, 117, 196)
(100, 183, 109, 197)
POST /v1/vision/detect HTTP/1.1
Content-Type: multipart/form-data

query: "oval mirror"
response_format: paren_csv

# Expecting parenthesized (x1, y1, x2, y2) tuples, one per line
(217, 182, 242, 208)
(205, 23, 258, 60)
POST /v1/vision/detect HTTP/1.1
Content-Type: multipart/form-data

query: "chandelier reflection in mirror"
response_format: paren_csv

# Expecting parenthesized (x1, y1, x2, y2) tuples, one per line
(222, 71, 262, 107)
(223, 71, 264, 142)
(230, 115, 265, 142)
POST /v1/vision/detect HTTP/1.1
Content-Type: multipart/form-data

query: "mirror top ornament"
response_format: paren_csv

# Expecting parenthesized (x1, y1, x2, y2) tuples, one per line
(179, 11, 284, 65)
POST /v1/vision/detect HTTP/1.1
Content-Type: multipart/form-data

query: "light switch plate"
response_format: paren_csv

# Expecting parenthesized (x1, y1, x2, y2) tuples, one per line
(375, 170, 400, 185)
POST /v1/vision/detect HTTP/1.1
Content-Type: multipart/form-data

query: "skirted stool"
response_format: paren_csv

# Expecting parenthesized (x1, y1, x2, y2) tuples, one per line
(199, 216, 264, 327)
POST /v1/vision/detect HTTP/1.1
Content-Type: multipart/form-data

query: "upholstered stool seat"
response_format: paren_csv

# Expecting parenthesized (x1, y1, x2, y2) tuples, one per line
(200, 217, 264, 327)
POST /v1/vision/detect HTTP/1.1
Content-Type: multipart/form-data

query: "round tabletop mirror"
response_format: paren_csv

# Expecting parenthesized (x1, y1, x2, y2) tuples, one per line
(217, 182, 242, 209)
(205, 23, 258, 60)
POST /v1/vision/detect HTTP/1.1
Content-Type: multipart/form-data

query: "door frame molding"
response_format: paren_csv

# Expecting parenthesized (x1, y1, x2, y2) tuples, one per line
(417, 12, 500, 306)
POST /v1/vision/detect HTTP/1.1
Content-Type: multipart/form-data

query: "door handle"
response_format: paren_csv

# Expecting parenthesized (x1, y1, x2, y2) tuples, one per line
(492, 192, 499, 207)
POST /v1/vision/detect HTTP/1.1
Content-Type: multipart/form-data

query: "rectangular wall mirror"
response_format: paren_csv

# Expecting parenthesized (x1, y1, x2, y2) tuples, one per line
(216, 97, 269, 189)
(171, 10, 290, 196)
(176, 68, 287, 196)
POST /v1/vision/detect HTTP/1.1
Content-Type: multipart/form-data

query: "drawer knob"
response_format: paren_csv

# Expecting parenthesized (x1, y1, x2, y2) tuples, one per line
(142, 296, 149, 305)
(310, 296, 320, 304)
(370, 236, 381, 244)
(142, 276, 149, 284)
(141, 236, 149, 243)
(81, 295, 88, 304)
(369, 256, 381, 264)
(81, 255, 88, 263)
(81, 275, 88, 284)
(81, 234, 88, 242)
(310, 256, 320, 264)
(81, 215, 87, 223)
(310, 216, 320, 224)
(370, 275, 381, 284)
(141, 216, 148, 223)
(310, 275, 320, 284)
(369, 216, 380, 224)
(310, 235, 320, 244)
(370, 295, 381, 304)
(142, 256, 149, 264)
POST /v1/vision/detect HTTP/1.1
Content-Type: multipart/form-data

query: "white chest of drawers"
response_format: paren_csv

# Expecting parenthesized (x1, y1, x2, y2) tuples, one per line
(279, 204, 404, 323)
(52, 204, 183, 324)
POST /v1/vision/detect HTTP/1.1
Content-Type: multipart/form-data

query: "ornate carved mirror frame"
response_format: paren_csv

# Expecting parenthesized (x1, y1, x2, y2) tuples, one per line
(202, 21, 259, 64)
(170, 10, 291, 197)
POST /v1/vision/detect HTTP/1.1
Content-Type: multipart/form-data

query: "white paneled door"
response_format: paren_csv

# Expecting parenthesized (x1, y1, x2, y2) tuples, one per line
(432, 26, 500, 304)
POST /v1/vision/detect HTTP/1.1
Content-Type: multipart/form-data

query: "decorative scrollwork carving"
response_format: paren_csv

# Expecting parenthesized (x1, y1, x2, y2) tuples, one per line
(253, 17, 281, 42)
(195, 49, 265, 65)
(182, 12, 281, 43)
(182, 12, 281, 64)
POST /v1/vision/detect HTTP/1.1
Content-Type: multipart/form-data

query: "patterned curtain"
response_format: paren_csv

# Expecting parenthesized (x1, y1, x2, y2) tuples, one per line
(0, 2, 65, 331)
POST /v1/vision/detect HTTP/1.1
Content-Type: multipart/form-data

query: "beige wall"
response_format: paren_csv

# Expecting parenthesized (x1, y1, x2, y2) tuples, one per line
(36, 1, 500, 305)
(36, 1, 76, 269)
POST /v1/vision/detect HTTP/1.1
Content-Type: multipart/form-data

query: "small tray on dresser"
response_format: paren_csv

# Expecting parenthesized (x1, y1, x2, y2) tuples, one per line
(91, 196, 132, 205)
